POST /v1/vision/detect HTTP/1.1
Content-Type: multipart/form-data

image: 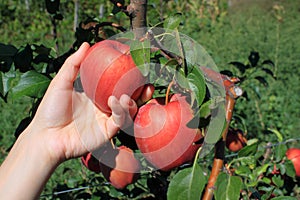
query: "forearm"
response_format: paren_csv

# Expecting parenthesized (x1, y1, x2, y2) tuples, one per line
(0, 127, 61, 199)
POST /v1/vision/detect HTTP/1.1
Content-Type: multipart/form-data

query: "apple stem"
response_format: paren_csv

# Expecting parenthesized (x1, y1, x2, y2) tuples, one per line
(165, 80, 174, 105)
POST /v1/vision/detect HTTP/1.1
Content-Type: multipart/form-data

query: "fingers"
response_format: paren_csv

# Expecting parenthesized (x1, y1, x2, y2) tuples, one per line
(54, 42, 90, 88)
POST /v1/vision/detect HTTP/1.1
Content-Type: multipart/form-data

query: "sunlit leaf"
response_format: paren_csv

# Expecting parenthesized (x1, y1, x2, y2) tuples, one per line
(130, 39, 151, 76)
(12, 70, 50, 99)
(163, 13, 182, 30)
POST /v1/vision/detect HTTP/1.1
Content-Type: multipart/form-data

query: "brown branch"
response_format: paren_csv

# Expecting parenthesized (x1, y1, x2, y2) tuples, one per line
(127, 0, 148, 39)
(202, 68, 242, 200)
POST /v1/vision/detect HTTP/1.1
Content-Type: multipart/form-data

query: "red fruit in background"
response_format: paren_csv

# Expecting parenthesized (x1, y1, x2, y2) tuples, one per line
(225, 128, 247, 152)
(81, 152, 101, 173)
(99, 146, 140, 189)
(80, 40, 146, 113)
(286, 148, 300, 177)
(134, 94, 202, 171)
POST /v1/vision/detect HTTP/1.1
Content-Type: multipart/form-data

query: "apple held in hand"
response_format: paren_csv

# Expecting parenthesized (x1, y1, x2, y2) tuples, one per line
(225, 128, 247, 152)
(80, 40, 146, 113)
(134, 94, 202, 171)
(286, 148, 300, 177)
(99, 146, 140, 189)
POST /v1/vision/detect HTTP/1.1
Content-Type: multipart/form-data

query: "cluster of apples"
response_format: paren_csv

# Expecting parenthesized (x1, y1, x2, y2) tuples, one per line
(79, 40, 203, 189)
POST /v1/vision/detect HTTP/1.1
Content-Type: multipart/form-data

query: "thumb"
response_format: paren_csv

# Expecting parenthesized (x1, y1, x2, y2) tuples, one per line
(54, 42, 90, 89)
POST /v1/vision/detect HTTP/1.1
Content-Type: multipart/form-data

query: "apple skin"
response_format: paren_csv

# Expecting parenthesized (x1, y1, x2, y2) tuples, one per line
(81, 152, 101, 173)
(134, 94, 202, 171)
(225, 129, 247, 152)
(80, 40, 146, 113)
(286, 148, 300, 177)
(99, 146, 140, 189)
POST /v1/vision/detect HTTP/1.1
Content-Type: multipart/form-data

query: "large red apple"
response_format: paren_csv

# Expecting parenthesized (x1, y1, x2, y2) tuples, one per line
(225, 128, 247, 152)
(286, 148, 300, 177)
(99, 146, 140, 189)
(134, 94, 202, 171)
(80, 40, 146, 113)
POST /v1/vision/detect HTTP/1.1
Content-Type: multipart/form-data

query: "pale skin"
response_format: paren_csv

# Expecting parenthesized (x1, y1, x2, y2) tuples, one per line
(0, 42, 152, 199)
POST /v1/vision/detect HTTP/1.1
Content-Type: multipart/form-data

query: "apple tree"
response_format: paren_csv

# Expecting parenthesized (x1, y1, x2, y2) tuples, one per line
(0, 0, 299, 199)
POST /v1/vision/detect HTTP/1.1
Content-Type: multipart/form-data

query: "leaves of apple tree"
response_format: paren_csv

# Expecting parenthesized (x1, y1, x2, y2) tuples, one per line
(12, 70, 50, 99)
(214, 172, 243, 200)
(130, 39, 150, 76)
(187, 66, 206, 108)
(238, 141, 258, 157)
(0, 70, 16, 99)
(163, 13, 182, 31)
(167, 149, 206, 200)
(0, 43, 18, 72)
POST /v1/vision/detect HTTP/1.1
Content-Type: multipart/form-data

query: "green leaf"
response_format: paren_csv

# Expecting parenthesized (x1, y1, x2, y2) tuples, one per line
(163, 13, 182, 30)
(267, 128, 283, 142)
(285, 159, 296, 178)
(199, 100, 212, 118)
(214, 173, 243, 200)
(238, 142, 258, 157)
(187, 66, 206, 107)
(1, 70, 16, 96)
(12, 70, 50, 99)
(167, 161, 206, 200)
(271, 175, 284, 187)
(253, 163, 270, 177)
(130, 39, 151, 76)
(274, 144, 287, 162)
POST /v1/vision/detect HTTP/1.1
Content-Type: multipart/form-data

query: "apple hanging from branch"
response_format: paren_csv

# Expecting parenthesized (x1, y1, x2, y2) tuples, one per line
(80, 40, 146, 113)
(134, 93, 203, 171)
(99, 145, 141, 189)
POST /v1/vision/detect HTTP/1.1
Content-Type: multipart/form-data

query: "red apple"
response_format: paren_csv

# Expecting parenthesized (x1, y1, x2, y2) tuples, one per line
(99, 146, 140, 189)
(80, 40, 146, 113)
(81, 152, 101, 173)
(225, 128, 247, 152)
(286, 148, 300, 177)
(134, 94, 202, 171)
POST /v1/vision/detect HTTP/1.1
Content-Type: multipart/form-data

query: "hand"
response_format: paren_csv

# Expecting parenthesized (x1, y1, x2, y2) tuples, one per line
(29, 42, 153, 162)
(0, 42, 153, 199)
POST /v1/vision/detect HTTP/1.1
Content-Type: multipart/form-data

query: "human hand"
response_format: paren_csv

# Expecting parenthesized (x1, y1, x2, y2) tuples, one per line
(27, 42, 153, 163)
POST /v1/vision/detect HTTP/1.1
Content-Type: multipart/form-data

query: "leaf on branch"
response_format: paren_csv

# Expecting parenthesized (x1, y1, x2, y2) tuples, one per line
(229, 61, 246, 74)
(254, 76, 268, 87)
(12, 70, 50, 99)
(0, 43, 18, 72)
(14, 44, 33, 73)
(187, 66, 206, 107)
(248, 51, 260, 67)
(130, 39, 151, 76)
(163, 13, 182, 31)
(261, 67, 275, 79)
(45, 0, 60, 15)
(262, 59, 275, 68)
(167, 158, 206, 200)
(214, 173, 243, 200)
